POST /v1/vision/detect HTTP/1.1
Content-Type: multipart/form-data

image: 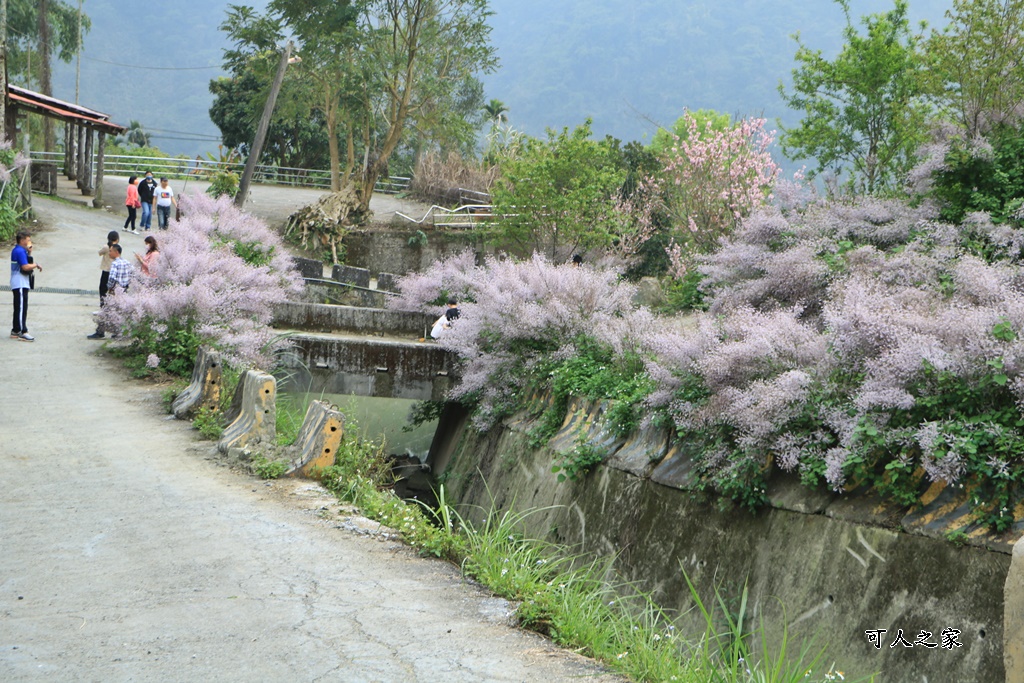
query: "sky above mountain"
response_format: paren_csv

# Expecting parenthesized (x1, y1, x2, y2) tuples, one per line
(48, 0, 950, 160)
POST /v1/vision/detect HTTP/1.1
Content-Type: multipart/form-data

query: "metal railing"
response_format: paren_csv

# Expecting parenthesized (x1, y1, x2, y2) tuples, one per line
(396, 203, 495, 228)
(29, 151, 411, 194)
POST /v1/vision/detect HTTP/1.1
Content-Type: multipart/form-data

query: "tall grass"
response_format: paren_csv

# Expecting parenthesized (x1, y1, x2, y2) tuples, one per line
(313, 430, 873, 683)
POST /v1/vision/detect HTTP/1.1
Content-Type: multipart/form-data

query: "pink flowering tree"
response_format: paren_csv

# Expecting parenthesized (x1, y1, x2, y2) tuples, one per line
(102, 194, 304, 373)
(652, 112, 780, 269)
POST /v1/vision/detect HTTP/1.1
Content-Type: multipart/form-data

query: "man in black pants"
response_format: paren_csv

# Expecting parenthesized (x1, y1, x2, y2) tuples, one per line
(137, 170, 158, 231)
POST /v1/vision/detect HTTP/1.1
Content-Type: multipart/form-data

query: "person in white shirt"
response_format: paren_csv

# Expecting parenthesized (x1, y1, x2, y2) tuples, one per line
(154, 177, 178, 230)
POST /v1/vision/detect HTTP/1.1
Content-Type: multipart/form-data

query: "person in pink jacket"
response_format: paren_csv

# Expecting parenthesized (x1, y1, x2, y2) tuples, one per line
(134, 235, 160, 277)
(124, 175, 142, 234)
(135, 235, 160, 278)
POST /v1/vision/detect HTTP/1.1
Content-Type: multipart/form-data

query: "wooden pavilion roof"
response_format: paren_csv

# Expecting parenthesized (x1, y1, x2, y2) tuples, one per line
(7, 85, 125, 135)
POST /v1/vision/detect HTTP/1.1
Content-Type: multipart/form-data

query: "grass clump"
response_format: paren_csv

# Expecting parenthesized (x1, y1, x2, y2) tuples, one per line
(313, 431, 869, 683)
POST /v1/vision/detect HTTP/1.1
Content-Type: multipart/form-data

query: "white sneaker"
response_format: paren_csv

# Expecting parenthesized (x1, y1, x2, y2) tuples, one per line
(17, 332, 34, 342)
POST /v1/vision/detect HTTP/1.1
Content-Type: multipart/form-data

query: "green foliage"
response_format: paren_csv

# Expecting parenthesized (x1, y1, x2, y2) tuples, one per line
(404, 400, 446, 432)
(490, 120, 628, 259)
(252, 455, 289, 479)
(192, 406, 224, 440)
(275, 394, 307, 447)
(649, 108, 733, 155)
(161, 380, 189, 414)
(206, 170, 239, 199)
(929, 122, 1024, 225)
(528, 337, 656, 452)
(551, 440, 606, 482)
(0, 146, 23, 242)
(779, 0, 929, 194)
(659, 269, 708, 314)
(923, 0, 1024, 137)
(126, 319, 201, 378)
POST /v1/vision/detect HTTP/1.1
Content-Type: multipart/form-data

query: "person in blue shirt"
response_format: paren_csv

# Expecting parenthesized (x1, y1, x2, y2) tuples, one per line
(10, 231, 42, 342)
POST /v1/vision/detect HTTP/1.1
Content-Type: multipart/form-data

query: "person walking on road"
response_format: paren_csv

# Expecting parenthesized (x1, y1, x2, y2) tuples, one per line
(10, 231, 42, 342)
(124, 176, 142, 234)
(137, 171, 157, 231)
(154, 178, 177, 230)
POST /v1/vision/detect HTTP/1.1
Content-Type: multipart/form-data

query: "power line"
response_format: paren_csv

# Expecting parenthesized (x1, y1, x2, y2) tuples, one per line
(83, 56, 223, 71)
(149, 134, 224, 143)
(145, 126, 222, 139)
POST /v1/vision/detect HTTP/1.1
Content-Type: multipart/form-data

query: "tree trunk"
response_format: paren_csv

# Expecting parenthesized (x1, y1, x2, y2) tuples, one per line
(326, 97, 341, 192)
(39, 0, 55, 152)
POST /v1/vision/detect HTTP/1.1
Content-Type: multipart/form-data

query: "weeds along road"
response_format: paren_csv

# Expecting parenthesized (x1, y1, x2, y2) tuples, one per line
(0, 197, 619, 682)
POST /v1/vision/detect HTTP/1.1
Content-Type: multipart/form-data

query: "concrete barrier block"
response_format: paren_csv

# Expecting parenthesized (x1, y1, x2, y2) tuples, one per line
(287, 400, 344, 477)
(172, 346, 222, 420)
(331, 264, 370, 288)
(218, 370, 277, 454)
(376, 272, 400, 293)
(293, 256, 325, 279)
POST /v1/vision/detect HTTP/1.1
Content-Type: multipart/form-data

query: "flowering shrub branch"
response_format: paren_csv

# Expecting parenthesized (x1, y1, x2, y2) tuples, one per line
(102, 194, 304, 373)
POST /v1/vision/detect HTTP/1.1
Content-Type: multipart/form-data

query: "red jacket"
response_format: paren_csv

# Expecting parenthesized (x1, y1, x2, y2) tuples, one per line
(125, 184, 141, 208)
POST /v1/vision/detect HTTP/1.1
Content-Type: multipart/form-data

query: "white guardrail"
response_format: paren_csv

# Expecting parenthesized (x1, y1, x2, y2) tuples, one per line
(29, 151, 411, 195)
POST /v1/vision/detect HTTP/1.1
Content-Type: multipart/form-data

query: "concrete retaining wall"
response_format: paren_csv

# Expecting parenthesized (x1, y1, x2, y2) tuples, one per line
(343, 227, 482, 276)
(431, 398, 1019, 682)
(278, 334, 453, 401)
(273, 302, 434, 338)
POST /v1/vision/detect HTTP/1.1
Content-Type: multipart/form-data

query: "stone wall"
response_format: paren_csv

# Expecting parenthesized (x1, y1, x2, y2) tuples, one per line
(343, 226, 483, 276)
(430, 398, 1019, 682)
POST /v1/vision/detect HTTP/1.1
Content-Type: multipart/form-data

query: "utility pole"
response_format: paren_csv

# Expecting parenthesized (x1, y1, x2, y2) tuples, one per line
(235, 42, 294, 208)
(75, 0, 82, 103)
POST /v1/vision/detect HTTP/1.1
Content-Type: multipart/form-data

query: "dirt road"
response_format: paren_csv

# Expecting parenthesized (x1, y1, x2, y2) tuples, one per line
(0, 198, 617, 682)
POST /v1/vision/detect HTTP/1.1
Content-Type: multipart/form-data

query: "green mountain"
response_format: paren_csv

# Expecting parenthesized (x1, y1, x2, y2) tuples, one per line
(46, 0, 950, 159)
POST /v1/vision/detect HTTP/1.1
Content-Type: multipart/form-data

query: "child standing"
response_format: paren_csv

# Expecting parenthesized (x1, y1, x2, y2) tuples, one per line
(124, 176, 141, 234)
(87, 231, 119, 339)
(10, 231, 42, 342)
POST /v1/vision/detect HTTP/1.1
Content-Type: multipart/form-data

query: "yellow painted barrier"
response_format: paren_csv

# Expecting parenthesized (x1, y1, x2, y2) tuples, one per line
(287, 400, 344, 477)
(217, 370, 277, 454)
(172, 346, 222, 419)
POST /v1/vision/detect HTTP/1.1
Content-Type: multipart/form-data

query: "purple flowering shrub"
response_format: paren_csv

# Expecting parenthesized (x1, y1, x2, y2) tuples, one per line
(395, 189, 1024, 529)
(648, 194, 1024, 528)
(102, 194, 304, 373)
(391, 253, 653, 430)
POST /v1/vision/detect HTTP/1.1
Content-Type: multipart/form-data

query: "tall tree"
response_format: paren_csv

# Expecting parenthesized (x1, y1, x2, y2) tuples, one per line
(38, 0, 53, 151)
(490, 120, 627, 260)
(353, 0, 498, 212)
(217, 0, 496, 212)
(923, 0, 1024, 137)
(778, 0, 929, 194)
(8, 0, 87, 83)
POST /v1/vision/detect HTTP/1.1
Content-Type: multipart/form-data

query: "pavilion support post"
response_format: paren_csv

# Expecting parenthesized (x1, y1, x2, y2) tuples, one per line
(92, 131, 105, 208)
(64, 122, 76, 178)
(76, 124, 86, 189)
(81, 127, 94, 196)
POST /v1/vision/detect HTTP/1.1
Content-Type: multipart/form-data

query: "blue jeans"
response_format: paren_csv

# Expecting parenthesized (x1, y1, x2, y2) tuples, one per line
(140, 202, 153, 229)
(157, 204, 171, 229)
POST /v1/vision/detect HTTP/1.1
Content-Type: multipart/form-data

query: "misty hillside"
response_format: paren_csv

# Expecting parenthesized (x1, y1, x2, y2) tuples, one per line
(48, 0, 949, 159)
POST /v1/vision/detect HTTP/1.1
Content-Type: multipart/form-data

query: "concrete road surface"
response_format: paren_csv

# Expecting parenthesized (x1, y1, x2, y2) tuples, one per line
(0, 197, 618, 683)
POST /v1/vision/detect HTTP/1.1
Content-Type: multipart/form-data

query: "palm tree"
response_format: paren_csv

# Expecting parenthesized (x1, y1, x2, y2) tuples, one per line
(122, 120, 151, 148)
(482, 98, 508, 124)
